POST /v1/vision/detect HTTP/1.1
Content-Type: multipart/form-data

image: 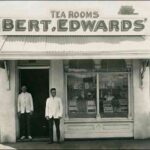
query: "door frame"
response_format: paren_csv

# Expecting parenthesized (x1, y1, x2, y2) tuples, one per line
(16, 65, 50, 139)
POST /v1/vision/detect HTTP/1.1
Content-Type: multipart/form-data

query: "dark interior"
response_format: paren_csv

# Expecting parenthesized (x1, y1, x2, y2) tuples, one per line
(19, 69, 49, 138)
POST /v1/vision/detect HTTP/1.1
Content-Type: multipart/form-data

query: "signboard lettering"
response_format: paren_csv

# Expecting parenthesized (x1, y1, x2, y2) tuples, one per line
(0, 11, 148, 35)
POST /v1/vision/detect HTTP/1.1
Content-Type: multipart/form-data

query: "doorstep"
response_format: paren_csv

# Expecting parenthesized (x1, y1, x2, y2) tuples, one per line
(17, 138, 49, 142)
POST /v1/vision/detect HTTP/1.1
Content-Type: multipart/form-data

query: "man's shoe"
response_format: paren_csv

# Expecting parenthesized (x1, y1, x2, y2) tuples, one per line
(20, 136, 25, 140)
(28, 136, 32, 140)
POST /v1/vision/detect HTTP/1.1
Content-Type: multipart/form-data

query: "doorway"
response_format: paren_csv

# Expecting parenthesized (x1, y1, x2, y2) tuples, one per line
(19, 69, 49, 138)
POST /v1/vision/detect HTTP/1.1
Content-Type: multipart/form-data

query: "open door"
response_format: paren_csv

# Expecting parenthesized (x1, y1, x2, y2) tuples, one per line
(19, 69, 49, 138)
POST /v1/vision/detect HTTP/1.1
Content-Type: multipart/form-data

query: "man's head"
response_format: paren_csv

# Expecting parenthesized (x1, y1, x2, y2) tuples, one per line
(50, 88, 56, 97)
(21, 85, 27, 93)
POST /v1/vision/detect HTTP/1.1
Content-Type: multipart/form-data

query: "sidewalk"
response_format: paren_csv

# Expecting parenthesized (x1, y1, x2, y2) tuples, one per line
(0, 144, 15, 149)
(3, 139, 150, 150)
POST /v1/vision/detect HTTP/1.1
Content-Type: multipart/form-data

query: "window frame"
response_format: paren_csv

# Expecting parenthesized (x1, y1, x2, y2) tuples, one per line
(65, 72, 97, 119)
(98, 72, 131, 119)
(65, 71, 133, 121)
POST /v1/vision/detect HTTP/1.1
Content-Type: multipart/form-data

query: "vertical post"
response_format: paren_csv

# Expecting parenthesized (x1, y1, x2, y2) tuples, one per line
(93, 60, 101, 120)
(65, 73, 69, 120)
(63, 60, 69, 119)
(15, 61, 20, 139)
(128, 72, 132, 119)
(125, 59, 132, 119)
(96, 73, 100, 120)
(133, 60, 150, 139)
(0, 60, 16, 142)
(50, 60, 65, 141)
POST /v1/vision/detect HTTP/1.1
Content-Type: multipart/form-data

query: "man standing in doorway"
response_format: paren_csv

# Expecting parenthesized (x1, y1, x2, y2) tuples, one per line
(45, 88, 63, 144)
(17, 85, 34, 140)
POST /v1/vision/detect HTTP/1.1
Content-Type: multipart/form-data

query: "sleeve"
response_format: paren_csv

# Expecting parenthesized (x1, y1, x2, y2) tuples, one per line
(45, 99, 49, 117)
(17, 95, 21, 113)
(30, 94, 34, 111)
(59, 98, 63, 117)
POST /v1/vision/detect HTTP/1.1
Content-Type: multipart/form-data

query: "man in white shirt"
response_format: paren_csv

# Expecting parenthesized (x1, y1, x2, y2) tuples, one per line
(45, 88, 63, 144)
(18, 85, 34, 140)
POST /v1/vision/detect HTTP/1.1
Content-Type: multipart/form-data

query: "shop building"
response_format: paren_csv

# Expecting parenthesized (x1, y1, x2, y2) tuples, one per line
(0, 3, 150, 143)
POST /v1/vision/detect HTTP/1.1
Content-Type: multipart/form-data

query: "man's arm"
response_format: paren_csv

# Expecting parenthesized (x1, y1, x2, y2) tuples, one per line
(30, 94, 34, 114)
(45, 98, 49, 120)
(17, 95, 21, 115)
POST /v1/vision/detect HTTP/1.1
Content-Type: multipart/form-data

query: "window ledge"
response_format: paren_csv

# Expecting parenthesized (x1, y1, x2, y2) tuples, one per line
(64, 117, 133, 123)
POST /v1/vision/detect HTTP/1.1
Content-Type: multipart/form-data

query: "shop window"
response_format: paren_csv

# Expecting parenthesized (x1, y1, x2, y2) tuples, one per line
(67, 73, 97, 118)
(66, 59, 130, 119)
(99, 73, 128, 118)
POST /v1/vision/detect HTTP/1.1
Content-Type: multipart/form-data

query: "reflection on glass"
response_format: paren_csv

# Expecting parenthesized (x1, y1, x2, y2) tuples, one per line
(67, 73, 96, 118)
(99, 73, 128, 118)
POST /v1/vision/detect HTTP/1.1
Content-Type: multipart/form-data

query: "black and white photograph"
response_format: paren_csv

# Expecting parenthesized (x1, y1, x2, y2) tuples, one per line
(0, 1, 150, 149)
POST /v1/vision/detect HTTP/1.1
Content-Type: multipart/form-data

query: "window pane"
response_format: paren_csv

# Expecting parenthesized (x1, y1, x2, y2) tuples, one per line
(99, 73, 128, 118)
(67, 73, 96, 118)
(69, 60, 94, 70)
(101, 60, 127, 72)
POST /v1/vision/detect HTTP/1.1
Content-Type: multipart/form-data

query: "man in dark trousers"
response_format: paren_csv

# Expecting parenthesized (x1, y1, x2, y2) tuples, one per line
(45, 88, 63, 144)
(17, 85, 34, 140)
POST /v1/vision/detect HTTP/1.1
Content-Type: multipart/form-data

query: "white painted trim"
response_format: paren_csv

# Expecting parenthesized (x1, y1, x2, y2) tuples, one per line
(64, 118, 133, 123)
(48, 61, 51, 95)
(65, 73, 69, 119)
(15, 61, 20, 138)
(131, 68, 134, 120)
(128, 72, 132, 119)
(1, 52, 150, 60)
(17, 66, 50, 69)
(96, 73, 100, 119)
(64, 121, 133, 138)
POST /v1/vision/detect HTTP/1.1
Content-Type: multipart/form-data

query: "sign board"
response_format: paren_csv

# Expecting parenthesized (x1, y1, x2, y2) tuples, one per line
(0, 11, 148, 35)
(103, 101, 113, 113)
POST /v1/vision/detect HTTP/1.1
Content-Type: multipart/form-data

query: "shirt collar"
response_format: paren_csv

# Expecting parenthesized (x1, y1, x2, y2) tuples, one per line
(22, 92, 27, 94)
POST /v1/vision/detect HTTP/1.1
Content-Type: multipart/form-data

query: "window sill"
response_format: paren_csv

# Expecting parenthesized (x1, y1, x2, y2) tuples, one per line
(64, 117, 133, 123)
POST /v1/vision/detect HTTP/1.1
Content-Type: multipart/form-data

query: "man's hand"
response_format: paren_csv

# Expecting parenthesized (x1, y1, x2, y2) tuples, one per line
(46, 116, 49, 120)
(18, 112, 21, 116)
(30, 111, 33, 115)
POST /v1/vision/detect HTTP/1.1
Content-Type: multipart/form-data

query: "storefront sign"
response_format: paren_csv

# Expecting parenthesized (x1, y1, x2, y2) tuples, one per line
(0, 11, 148, 35)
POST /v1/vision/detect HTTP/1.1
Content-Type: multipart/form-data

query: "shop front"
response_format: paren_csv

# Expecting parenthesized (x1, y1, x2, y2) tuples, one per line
(64, 59, 133, 139)
(0, 7, 150, 143)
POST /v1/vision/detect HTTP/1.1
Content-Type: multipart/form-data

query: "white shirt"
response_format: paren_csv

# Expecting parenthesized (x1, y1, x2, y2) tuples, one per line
(45, 96, 63, 118)
(18, 92, 34, 113)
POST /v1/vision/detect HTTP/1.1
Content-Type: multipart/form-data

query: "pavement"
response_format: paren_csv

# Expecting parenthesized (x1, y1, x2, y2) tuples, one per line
(2, 138, 150, 150)
(0, 144, 15, 149)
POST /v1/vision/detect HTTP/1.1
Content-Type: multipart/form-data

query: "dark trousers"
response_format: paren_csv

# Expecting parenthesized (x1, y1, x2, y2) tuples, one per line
(20, 113, 31, 137)
(48, 117, 60, 142)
